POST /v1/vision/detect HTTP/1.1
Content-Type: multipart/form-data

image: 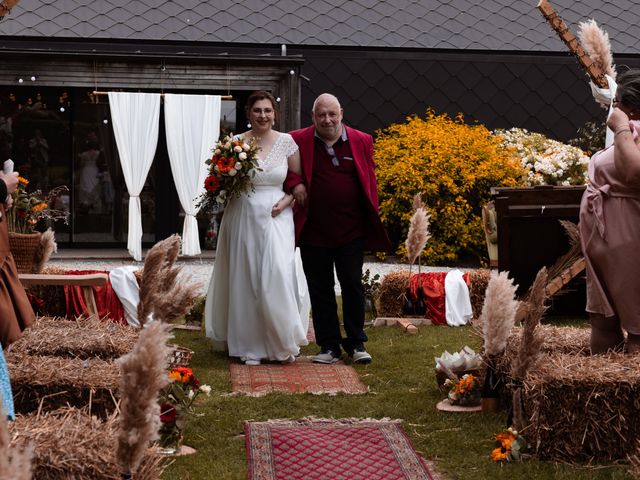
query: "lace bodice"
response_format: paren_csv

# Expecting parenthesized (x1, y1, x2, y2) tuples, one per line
(253, 133, 298, 187)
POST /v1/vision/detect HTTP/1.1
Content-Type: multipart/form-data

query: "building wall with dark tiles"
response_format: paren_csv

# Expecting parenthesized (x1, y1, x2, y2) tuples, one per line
(293, 47, 639, 142)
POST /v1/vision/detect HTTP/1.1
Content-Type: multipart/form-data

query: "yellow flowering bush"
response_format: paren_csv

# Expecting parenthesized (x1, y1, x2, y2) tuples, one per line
(374, 111, 525, 263)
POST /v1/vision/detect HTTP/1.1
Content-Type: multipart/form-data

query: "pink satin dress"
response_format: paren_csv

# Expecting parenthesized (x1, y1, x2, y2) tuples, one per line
(579, 122, 640, 334)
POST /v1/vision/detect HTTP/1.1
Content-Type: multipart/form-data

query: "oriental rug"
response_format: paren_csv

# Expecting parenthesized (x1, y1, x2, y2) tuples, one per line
(245, 418, 435, 480)
(229, 357, 368, 396)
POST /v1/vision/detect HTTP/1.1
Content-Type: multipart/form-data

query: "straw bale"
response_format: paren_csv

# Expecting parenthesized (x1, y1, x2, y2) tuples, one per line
(524, 352, 640, 462)
(25, 266, 68, 317)
(6, 353, 120, 417)
(8, 317, 139, 360)
(376, 269, 410, 317)
(496, 325, 590, 380)
(9, 408, 164, 480)
(468, 268, 490, 320)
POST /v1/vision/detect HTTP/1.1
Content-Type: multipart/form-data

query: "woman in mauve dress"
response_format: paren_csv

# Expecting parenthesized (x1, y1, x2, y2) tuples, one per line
(580, 69, 640, 354)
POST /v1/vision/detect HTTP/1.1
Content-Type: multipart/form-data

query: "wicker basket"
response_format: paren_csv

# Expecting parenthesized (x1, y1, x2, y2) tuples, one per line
(8, 231, 41, 274)
(168, 345, 194, 369)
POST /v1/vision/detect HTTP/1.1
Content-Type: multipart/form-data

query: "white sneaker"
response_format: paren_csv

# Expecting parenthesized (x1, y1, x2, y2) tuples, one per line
(350, 346, 372, 364)
(244, 358, 261, 366)
(312, 350, 340, 364)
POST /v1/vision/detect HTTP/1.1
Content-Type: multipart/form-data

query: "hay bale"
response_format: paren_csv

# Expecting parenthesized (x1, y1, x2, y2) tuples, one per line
(24, 266, 70, 317)
(496, 325, 591, 380)
(525, 352, 640, 462)
(9, 407, 165, 480)
(468, 268, 491, 320)
(8, 317, 139, 360)
(376, 270, 410, 317)
(6, 353, 120, 417)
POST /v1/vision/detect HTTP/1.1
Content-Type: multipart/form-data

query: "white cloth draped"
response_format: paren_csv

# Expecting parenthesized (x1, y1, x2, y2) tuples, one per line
(108, 92, 161, 261)
(444, 269, 473, 327)
(164, 94, 221, 256)
(109, 266, 142, 327)
(589, 74, 618, 148)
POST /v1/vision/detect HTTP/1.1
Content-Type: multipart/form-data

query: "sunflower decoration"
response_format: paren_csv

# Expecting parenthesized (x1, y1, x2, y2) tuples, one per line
(491, 427, 526, 462)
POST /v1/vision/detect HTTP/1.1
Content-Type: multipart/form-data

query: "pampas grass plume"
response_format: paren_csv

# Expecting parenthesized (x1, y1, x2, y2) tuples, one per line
(138, 234, 200, 325)
(33, 228, 56, 274)
(405, 207, 431, 265)
(412, 192, 425, 211)
(116, 321, 172, 474)
(578, 19, 616, 79)
(512, 267, 547, 380)
(480, 271, 518, 356)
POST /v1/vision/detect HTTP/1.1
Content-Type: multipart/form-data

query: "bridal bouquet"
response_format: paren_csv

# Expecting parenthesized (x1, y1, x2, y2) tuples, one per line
(198, 134, 261, 212)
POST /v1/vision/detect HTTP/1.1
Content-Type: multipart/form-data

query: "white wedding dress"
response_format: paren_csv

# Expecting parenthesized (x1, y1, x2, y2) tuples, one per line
(204, 132, 310, 362)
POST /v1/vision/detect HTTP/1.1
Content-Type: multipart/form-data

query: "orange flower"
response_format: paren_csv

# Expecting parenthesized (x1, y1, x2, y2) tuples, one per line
(17, 176, 29, 185)
(169, 367, 194, 383)
(496, 430, 515, 447)
(218, 157, 235, 174)
(491, 446, 509, 461)
(31, 202, 48, 213)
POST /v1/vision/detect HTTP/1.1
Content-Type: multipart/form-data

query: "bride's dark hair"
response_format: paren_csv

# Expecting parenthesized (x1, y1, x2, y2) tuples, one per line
(245, 90, 278, 118)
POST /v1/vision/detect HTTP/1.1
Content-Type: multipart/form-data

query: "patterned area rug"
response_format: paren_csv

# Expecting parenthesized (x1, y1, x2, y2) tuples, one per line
(245, 418, 435, 480)
(229, 357, 368, 396)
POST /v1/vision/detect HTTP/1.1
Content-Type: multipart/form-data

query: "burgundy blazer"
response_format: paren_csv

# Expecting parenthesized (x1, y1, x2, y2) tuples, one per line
(285, 125, 391, 252)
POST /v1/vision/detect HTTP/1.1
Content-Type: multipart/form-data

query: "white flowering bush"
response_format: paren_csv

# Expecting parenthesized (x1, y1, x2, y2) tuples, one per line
(494, 128, 589, 186)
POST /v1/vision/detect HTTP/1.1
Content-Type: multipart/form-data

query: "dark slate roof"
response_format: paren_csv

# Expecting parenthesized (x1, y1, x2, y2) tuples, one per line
(1, 0, 639, 54)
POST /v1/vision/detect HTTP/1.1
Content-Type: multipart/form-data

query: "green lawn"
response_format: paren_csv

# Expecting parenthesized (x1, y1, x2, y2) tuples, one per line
(162, 320, 632, 480)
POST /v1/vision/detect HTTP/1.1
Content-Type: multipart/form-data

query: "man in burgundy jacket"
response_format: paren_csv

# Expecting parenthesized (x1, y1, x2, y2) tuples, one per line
(285, 93, 390, 364)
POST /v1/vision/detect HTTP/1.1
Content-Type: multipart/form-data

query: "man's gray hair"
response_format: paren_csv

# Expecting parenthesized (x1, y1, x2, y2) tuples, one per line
(312, 93, 341, 113)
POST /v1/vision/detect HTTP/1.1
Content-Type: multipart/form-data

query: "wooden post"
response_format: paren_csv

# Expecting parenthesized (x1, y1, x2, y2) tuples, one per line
(537, 0, 608, 88)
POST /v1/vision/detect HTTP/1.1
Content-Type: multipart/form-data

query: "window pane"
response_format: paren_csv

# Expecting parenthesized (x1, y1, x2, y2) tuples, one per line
(1, 87, 71, 241)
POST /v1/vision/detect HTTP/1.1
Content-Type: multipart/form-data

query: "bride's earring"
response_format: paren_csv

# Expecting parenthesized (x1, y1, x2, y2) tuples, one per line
(247, 123, 251, 129)
(272, 121, 275, 127)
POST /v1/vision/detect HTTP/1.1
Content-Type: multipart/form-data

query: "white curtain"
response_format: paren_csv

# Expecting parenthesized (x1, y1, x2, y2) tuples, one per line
(164, 94, 221, 255)
(108, 92, 161, 261)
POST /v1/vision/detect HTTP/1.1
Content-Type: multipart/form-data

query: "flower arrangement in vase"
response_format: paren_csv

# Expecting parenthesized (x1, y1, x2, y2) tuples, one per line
(6, 176, 69, 233)
(444, 373, 481, 407)
(5, 176, 69, 273)
(158, 366, 211, 454)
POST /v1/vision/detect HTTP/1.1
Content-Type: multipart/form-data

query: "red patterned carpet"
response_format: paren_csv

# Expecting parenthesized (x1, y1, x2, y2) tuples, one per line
(245, 418, 435, 480)
(229, 357, 368, 396)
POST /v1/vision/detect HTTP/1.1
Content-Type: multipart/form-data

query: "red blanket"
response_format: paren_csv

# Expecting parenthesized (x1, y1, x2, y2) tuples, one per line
(64, 269, 126, 323)
(410, 272, 470, 325)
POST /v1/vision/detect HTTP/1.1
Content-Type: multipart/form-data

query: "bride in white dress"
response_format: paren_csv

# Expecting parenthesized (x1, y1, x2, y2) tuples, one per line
(204, 91, 310, 365)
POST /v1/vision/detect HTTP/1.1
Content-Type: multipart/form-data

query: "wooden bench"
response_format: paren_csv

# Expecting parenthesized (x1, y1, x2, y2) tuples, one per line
(18, 273, 110, 317)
